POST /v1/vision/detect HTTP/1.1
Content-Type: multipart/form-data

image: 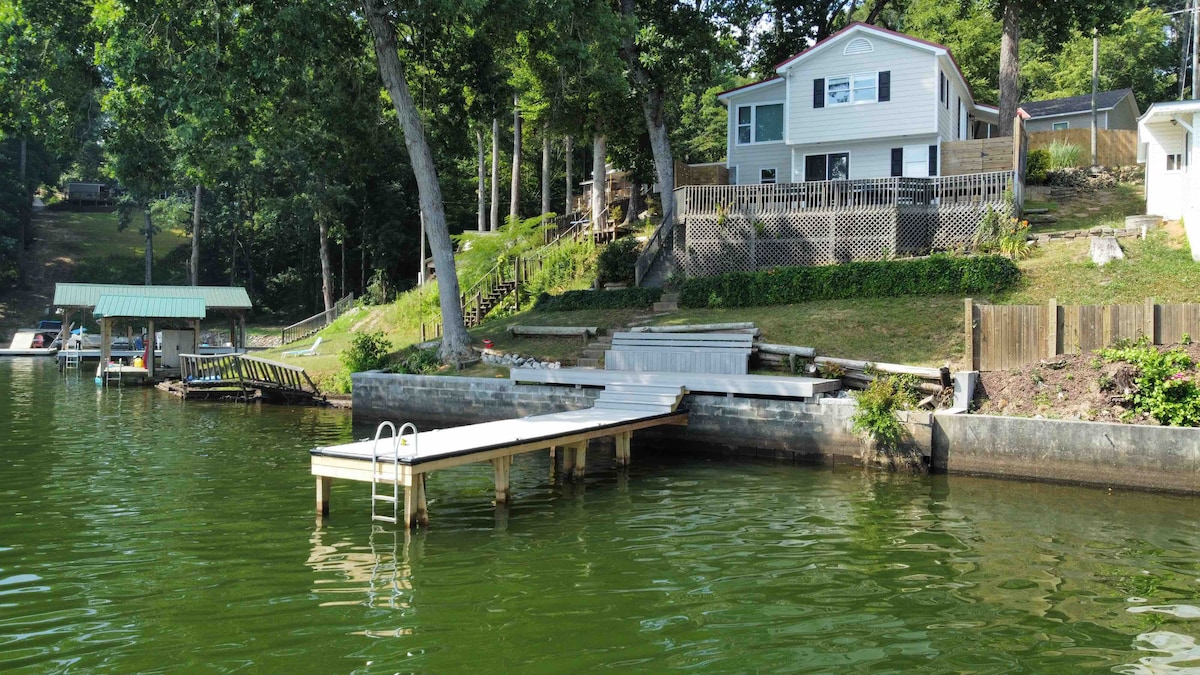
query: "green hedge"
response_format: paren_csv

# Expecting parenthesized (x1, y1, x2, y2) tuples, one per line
(678, 255, 1019, 309)
(534, 287, 662, 311)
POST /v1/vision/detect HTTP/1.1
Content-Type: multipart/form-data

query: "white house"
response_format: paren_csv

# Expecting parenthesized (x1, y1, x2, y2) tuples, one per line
(1019, 89, 1139, 132)
(1138, 100, 1200, 258)
(717, 22, 1000, 186)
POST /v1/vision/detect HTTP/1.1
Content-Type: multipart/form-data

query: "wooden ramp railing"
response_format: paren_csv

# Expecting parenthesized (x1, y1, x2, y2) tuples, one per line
(180, 353, 320, 400)
(281, 293, 355, 345)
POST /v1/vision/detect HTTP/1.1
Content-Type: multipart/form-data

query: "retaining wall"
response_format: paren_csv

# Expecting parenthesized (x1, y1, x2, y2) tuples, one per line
(352, 373, 1200, 494)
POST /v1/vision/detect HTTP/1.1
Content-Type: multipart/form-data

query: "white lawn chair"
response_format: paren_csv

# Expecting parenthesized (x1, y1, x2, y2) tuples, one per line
(283, 336, 322, 357)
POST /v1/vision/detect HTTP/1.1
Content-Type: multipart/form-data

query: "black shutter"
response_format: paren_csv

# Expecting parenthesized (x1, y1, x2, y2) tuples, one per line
(878, 71, 891, 102)
(813, 78, 825, 108)
(890, 148, 903, 177)
(805, 155, 827, 182)
(956, 98, 961, 138)
(938, 72, 944, 102)
(928, 145, 938, 176)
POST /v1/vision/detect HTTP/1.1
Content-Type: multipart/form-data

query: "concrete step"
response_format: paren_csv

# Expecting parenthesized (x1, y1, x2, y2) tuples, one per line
(652, 301, 678, 312)
(581, 349, 607, 359)
(585, 342, 610, 350)
(661, 292, 680, 303)
(575, 357, 602, 368)
(592, 400, 674, 414)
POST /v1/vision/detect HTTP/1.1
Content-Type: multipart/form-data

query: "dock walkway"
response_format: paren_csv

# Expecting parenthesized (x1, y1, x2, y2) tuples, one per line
(311, 383, 688, 527)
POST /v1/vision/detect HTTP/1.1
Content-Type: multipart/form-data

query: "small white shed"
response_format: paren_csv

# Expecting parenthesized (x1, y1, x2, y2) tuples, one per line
(1138, 100, 1200, 259)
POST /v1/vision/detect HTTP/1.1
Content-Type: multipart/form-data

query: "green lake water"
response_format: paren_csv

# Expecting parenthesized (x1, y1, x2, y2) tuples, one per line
(1, 359, 1199, 673)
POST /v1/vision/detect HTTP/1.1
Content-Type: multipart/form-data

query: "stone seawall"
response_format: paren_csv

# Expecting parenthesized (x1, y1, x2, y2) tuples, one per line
(352, 372, 1200, 494)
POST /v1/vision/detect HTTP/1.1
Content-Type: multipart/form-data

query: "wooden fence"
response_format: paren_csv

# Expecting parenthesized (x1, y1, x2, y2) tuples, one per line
(966, 298, 1200, 371)
(1027, 129, 1138, 167)
(941, 138, 1015, 176)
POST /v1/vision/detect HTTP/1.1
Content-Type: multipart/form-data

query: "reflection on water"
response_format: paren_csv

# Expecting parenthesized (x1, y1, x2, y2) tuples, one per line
(1, 358, 1199, 672)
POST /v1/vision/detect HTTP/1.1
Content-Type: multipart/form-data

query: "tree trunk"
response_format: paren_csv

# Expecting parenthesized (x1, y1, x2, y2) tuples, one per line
(476, 127, 486, 231)
(363, 0, 471, 362)
(143, 208, 154, 285)
(625, 179, 641, 225)
(564, 135, 573, 216)
(509, 93, 522, 223)
(541, 128, 551, 217)
(17, 138, 27, 288)
(591, 135, 606, 236)
(318, 214, 334, 312)
(191, 185, 202, 285)
(618, 0, 676, 225)
(998, 0, 1020, 137)
(490, 117, 500, 231)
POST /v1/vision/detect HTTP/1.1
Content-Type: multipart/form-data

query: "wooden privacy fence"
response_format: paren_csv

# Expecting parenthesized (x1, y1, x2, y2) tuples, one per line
(965, 298, 1200, 371)
(1027, 129, 1138, 167)
(941, 138, 1015, 176)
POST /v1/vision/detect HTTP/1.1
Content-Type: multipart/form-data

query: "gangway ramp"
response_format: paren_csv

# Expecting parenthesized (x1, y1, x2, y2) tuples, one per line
(310, 383, 687, 528)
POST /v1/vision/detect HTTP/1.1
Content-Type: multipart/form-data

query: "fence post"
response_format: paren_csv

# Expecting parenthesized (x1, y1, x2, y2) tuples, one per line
(1145, 296, 1157, 344)
(964, 298, 975, 371)
(1047, 298, 1058, 358)
(420, 323, 426, 342)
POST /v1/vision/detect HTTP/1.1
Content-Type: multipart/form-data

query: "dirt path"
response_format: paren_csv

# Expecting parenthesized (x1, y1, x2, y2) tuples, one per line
(0, 208, 84, 341)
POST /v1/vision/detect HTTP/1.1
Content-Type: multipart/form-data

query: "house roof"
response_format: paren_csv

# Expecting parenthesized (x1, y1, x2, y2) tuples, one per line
(55, 283, 251, 310)
(1139, 99, 1200, 122)
(93, 295, 207, 320)
(1019, 89, 1135, 119)
(716, 76, 783, 101)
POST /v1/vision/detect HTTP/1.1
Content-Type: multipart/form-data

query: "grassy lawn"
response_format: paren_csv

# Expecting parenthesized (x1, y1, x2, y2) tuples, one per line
(1025, 182, 1144, 234)
(44, 209, 190, 262)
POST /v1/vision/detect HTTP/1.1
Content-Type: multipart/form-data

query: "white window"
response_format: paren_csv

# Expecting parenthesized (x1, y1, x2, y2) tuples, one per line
(736, 106, 751, 145)
(1167, 153, 1184, 171)
(760, 168, 777, 184)
(1052, 121, 1069, 131)
(735, 103, 783, 144)
(827, 73, 877, 106)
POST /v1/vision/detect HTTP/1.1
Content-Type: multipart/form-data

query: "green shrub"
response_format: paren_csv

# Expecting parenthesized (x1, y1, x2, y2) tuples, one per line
(596, 237, 642, 285)
(523, 239, 597, 297)
(1026, 148, 1050, 184)
(535, 287, 662, 311)
(1047, 140, 1082, 170)
(341, 331, 392, 372)
(851, 374, 921, 449)
(1099, 340, 1200, 426)
(384, 347, 442, 375)
(678, 255, 1019, 309)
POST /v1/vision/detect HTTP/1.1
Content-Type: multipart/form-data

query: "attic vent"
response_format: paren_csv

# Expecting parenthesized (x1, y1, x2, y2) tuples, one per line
(843, 38, 873, 56)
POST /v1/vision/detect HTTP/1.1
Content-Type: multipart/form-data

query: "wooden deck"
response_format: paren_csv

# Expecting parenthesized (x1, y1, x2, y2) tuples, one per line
(311, 384, 688, 528)
(509, 367, 840, 398)
(170, 353, 322, 403)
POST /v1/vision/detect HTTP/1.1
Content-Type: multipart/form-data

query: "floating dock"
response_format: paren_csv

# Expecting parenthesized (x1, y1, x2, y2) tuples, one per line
(311, 383, 689, 527)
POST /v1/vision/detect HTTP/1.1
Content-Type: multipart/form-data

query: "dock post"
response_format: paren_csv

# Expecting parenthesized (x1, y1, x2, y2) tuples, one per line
(316, 476, 332, 517)
(492, 455, 512, 504)
(615, 432, 631, 467)
(404, 475, 429, 529)
(560, 444, 576, 477)
(570, 442, 587, 480)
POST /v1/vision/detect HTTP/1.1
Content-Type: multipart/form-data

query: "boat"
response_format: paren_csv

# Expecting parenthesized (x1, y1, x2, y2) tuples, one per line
(0, 328, 59, 357)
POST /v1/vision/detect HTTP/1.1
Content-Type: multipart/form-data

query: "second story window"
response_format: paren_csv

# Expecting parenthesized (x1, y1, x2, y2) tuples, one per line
(736, 103, 784, 144)
(827, 73, 878, 106)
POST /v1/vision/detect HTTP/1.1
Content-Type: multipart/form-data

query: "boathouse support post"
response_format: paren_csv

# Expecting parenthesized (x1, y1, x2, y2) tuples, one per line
(316, 476, 332, 516)
(147, 319, 156, 379)
(492, 455, 513, 504)
(100, 318, 112, 381)
(615, 432, 631, 467)
(404, 474, 429, 529)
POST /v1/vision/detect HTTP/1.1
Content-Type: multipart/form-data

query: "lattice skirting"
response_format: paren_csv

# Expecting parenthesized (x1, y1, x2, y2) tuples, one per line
(675, 202, 1003, 277)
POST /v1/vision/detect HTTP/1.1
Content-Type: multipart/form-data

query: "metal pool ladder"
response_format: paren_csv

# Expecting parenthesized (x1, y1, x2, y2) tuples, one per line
(370, 421, 418, 524)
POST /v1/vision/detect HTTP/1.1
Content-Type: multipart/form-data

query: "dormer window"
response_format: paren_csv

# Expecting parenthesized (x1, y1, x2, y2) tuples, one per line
(827, 73, 878, 106)
(735, 103, 784, 144)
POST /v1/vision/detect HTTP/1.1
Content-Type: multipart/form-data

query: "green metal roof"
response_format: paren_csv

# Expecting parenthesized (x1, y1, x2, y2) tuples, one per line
(54, 283, 251, 310)
(93, 295, 207, 319)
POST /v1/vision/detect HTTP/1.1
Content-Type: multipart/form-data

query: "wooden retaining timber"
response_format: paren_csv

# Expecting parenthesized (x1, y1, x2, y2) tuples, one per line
(507, 325, 598, 339)
(629, 322, 760, 336)
(171, 353, 322, 404)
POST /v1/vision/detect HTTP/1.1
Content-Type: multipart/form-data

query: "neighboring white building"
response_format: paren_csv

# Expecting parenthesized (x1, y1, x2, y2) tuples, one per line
(1019, 89, 1139, 132)
(1138, 100, 1200, 258)
(717, 22, 1000, 186)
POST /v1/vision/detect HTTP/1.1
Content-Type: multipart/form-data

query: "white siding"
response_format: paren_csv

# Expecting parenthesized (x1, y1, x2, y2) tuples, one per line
(789, 134, 939, 182)
(936, 57, 971, 142)
(725, 81, 791, 185)
(1142, 120, 1187, 220)
(785, 35, 936, 145)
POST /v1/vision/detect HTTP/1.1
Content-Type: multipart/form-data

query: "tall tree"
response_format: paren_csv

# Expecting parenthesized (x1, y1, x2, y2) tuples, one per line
(362, 0, 472, 362)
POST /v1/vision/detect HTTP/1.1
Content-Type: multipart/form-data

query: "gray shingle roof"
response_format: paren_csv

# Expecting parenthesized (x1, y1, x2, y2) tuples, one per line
(1020, 89, 1135, 118)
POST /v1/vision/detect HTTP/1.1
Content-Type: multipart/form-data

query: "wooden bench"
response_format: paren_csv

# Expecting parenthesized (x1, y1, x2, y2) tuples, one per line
(604, 332, 754, 375)
(507, 325, 597, 340)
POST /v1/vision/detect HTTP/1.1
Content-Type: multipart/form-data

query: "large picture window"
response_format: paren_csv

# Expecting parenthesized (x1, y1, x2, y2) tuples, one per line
(735, 103, 783, 144)
(804, 152, 850, 181)
(827, 73, 878, 106)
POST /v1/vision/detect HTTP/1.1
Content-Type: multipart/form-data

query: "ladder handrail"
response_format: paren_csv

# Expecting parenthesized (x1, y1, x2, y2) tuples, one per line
(371, 421, 400, 524)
